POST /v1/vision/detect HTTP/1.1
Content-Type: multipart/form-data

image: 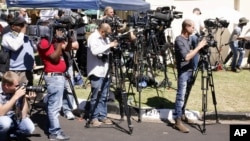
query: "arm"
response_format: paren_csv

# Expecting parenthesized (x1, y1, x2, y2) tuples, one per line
(88, 35, 117, 55)
(48, 42, 65, 64)
(185, 38, 207, 61)
(1, 26, 26, 51)
(64, 30, 79, 51)
(0, 86, 26, 116)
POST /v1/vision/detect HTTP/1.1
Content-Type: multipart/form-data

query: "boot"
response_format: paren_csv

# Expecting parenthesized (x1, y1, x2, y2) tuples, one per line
(181, 114, 195, 124)
(173, 117, 190, 133)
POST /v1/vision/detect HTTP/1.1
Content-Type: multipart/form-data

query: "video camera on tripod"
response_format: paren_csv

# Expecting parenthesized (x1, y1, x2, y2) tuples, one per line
(101, 15, 124, 33)
(128, 6, 183, 29)
(197, 18, 229, 54)
(27, 10, 84, 43)
(106, 33, 130, 60)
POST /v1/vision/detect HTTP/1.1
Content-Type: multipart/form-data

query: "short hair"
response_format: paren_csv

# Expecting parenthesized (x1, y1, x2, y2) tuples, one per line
(181, 19, 193, 33)
(1, 71, 19, 85)
(104, 6, 113, 16)
(98, 23, 111, 32)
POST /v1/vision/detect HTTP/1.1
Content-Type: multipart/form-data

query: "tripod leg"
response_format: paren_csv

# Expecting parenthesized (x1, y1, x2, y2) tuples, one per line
(29, 71, 45, 115)
(145, 54, 162, 105)
(116, 88, 134, 134)
(159, 53, 172, 88)
(207, 61, 219, 123)
(201, 69, 208, 134)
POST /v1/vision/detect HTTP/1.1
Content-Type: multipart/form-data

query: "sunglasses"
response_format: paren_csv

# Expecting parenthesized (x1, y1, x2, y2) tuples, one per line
(14, 23, 25, 27)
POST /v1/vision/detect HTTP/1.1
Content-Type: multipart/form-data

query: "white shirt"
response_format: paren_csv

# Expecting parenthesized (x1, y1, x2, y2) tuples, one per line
(87, 30, 111, 78)
(1, 31, 24, 51)
(0, 19, 8, 28)
(189, 14, 205, 35)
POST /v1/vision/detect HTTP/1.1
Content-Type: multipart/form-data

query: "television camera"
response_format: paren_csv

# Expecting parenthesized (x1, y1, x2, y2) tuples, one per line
(128, 6, 183, 29)
(27, 10, 84, 43)
(198, 18, 229, 54)
(101, 15, 124, 32)
(106, 32, 132, 60)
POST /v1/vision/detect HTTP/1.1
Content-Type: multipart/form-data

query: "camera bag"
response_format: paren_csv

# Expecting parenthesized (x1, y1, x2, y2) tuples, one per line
(0, 46, 11, 74)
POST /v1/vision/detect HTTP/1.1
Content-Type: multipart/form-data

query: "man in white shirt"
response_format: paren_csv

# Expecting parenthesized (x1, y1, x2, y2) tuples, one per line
(189, 8, 205, 70)
(87, 23, 118, 127)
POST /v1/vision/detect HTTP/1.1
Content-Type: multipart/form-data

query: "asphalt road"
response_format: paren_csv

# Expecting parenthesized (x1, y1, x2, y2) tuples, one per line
(14, 112, 237, 141)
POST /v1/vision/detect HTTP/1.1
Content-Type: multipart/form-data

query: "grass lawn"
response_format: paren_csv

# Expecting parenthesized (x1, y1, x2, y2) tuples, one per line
(72, 66, 250, 113)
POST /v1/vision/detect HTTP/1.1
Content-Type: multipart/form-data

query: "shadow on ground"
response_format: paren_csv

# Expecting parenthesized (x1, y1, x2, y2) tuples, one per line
(146, 96, 175, 109)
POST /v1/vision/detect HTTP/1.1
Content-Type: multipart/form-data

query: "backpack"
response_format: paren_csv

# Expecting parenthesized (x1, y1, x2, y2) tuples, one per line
(0, 46, 11, 74)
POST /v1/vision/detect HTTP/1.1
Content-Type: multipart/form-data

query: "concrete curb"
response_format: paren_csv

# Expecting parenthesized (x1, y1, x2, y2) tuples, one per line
(76, 99, 250, 122)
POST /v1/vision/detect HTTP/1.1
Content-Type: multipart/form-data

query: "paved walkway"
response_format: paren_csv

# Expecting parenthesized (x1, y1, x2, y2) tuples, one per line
(14, 108, 250, 141)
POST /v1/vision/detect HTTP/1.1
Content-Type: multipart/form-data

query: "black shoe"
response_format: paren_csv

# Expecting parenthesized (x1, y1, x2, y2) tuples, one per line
(49, 131, 70, 140)
(231, 68, 240, 73)
(236, 66, 242, 70)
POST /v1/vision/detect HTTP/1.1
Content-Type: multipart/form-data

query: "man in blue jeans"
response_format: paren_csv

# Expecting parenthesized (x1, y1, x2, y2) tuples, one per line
(174, 19, 206, 133)
(38, 28, 70, 140)
(189, 8, 205, 71)
(0, 71, 35, 141)
(87, 23, 118, 126)
(228, 17, 249, 72)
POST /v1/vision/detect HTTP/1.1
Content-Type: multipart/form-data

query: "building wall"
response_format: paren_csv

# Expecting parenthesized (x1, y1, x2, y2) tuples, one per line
(146, 0, 250, 67)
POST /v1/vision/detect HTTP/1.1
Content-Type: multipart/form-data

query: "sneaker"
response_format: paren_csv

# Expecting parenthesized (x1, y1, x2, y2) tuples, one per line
(90, 119, 102, 127)
(99, 118, 112, 125)
(49, 131, 70, 140)
(64, 111, 75, 120)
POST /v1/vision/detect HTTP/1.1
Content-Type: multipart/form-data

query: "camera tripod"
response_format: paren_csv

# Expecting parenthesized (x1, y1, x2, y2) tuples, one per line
(85, 48, 133, 135)
(157, 28, 177, 88)
(182, 49, 219, 134)
(29, 69, 83, 118)
(127, 29, 163, 122)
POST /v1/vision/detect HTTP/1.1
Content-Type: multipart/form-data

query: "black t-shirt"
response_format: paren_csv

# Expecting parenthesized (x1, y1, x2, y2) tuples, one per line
(174, 35, 193, 73)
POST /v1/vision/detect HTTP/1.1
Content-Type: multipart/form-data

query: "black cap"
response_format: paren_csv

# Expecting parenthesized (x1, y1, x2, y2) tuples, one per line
(9, 16, 26, 26)
(193, 8, 201, 14)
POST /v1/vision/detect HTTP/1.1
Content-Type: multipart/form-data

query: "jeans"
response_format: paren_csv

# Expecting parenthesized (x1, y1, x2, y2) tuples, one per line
(0, 116, 35, 141)
(62, 65, 75, 114)
(229, 42, 245, 69)
(174, 71, 193, 118)
(44, 75, 66, 135)
(190, 35, 200, 70)
(89, 75, 110, 120)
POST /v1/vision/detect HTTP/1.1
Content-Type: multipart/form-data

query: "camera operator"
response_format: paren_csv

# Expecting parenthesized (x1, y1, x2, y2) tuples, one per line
(0, 71, 35, 141)
(228, 17, 249, 72)
(1, 16, 36, 87)
(174, 19, 206, 133)
(189, 8, 205, 71)
(87, 23, 118, 126)
(54, 8, 80, 120)
(102, 6, 127, 33)
(37, 26, 70, 140)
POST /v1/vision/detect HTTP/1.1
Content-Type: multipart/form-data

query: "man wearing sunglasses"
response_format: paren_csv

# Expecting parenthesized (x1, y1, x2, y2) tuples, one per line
(1, 16, 36, 87)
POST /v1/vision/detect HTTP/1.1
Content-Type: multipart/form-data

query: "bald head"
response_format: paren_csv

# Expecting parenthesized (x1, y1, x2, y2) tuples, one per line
(98, 23, 112, 38)
(181, 19, 194, 35)
(99, 23, 111, 32)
